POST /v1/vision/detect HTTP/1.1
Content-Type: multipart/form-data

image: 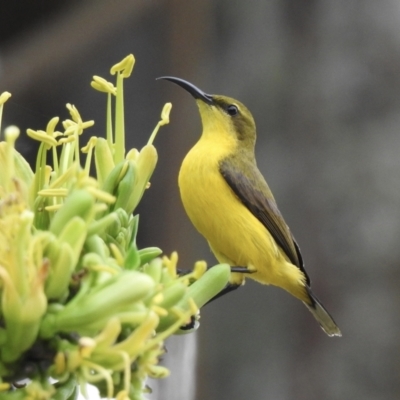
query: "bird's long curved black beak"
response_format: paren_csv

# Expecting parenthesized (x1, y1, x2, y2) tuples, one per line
(157, 76, 213, 105)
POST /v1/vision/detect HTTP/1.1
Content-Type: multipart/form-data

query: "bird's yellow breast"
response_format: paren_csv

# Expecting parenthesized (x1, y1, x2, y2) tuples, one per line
(178, 135, 298, 289)
(178, 134, 239, 245)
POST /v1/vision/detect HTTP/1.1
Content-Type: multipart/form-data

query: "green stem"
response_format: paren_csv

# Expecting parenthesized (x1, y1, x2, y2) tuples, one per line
(106, 92, 113, 151)
(114, 73, 125, 164)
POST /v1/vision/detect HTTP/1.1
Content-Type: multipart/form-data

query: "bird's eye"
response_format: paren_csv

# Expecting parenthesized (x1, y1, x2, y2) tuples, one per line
(226, 104, 239, 116)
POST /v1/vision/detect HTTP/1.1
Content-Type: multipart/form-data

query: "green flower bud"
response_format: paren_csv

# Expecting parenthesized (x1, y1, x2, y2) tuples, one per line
(40, 271, 155, 338)
(138, 247, 162, 266)
(49, 190, 95, 236)
(95, 137, 115, 186)
(185, 263, 230, 309)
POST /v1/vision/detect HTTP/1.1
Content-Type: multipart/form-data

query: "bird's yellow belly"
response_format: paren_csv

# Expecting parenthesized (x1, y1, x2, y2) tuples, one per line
(178, 144, 292, 289)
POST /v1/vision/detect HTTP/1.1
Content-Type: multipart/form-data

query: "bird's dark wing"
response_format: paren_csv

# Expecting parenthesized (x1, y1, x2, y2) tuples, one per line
(220, 157, 310, 285)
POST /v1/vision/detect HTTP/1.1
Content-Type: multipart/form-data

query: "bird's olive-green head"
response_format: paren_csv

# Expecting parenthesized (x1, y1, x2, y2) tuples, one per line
(158, 77, 257, 152)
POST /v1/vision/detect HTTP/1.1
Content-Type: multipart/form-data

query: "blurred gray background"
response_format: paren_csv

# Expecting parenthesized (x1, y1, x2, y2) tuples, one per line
(1, 1, 399, 399)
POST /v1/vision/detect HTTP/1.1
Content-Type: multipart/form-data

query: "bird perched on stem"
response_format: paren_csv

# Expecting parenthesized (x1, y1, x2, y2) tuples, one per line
(158, 76, 341, 337)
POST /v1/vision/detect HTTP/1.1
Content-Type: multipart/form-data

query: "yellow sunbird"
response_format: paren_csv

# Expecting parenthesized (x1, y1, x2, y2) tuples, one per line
(159, 77, 341, 337)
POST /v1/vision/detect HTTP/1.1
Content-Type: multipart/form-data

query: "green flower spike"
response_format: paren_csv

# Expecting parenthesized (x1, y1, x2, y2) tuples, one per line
(0, 55, 234, 400)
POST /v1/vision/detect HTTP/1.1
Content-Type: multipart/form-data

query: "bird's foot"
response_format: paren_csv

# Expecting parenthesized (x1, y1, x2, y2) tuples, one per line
(204, 282, 242, 305)
(177, 265, 256, 277)
(179, 314, 199, 331)
(230, 265, 256, 274)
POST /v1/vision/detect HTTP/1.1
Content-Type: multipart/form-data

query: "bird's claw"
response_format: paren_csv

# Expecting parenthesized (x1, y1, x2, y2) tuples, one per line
(230, 266, 256, 274)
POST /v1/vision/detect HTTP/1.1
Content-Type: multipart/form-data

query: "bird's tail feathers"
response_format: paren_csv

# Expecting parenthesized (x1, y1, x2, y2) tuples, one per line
(303, 288, 341, 337)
